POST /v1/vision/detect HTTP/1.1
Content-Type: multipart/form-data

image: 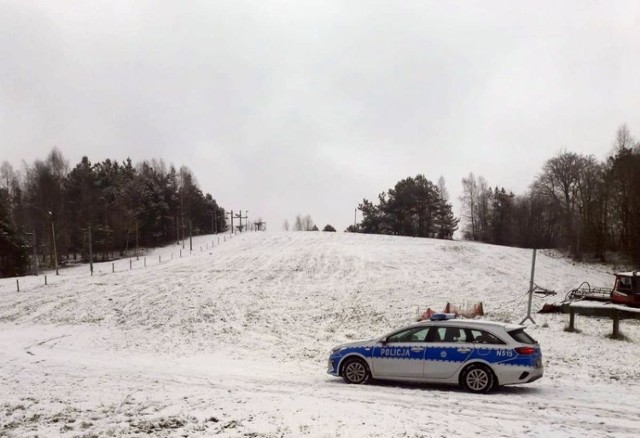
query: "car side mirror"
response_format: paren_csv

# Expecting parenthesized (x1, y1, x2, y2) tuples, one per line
(380, 338, 388, 346)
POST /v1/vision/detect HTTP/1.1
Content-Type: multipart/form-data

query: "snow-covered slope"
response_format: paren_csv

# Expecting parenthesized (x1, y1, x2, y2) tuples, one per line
(1, 232, 639, 437)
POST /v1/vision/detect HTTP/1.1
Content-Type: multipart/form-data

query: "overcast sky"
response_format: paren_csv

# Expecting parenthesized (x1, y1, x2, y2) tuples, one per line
(1, 1, 639, 231)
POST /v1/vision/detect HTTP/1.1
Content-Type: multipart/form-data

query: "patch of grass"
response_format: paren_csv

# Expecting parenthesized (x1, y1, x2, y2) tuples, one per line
(2, 421, 19, 430)
(59, 424, 74, 432)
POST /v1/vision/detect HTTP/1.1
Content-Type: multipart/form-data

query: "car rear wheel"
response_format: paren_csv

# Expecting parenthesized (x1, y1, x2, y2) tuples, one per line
(460, 364, 495, 393)
(341, 358, 370, 384)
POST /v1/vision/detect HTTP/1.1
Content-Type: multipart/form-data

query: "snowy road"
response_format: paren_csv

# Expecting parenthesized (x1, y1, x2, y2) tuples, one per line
(2, 232, 640, 436)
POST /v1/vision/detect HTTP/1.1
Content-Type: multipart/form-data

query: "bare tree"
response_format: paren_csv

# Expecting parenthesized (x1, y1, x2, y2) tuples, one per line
(437, 176, 449, 201)
(302, 214, 315, 231)
(283, 219, 290, 231)
(532, 151, 587, 253)
(460, 173, 478, 240)
(293, 214, 315, 231)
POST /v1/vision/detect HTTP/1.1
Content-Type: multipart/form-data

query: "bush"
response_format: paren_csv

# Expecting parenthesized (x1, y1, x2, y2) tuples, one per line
(323, 224, 336, 232)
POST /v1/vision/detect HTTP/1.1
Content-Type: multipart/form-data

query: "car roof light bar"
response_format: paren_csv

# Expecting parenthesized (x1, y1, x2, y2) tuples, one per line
(430, 313, 457, 321)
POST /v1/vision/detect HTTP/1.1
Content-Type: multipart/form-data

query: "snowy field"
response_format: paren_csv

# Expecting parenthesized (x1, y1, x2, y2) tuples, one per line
(1, 232, 640, 437)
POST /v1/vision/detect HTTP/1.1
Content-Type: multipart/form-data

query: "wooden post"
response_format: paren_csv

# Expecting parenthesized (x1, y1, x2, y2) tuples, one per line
(180, 249, 182, 258)
(130, 259, 132, 270)
(159, 255, 161, 263)
(112, 262, 114, 273)
(612, 309, 620, 338)
(144, 257, 146, 267)
(45, 275, 48, 285)
(16, 279, 19, 292)
(569, 308, 575, 331)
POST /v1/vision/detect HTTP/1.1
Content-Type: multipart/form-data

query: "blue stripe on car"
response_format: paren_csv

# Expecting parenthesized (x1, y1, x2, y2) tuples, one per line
(331, 345, 540, 372)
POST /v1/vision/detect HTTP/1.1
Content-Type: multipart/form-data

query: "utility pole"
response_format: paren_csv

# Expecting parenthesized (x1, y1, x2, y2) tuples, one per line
(49, 211, 59, 275)
(228, 210, 234, 233)
(175, 214, 179, 245)
(88, 225, 93, 275)
(189, 219, 193, 251)
(520, 249, 537, 325)
(234, 210, 248, 232)
(27, 231, 38, 275)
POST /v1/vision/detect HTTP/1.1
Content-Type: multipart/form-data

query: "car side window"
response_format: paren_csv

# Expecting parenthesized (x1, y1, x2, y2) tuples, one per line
(425, 327, 469, 343)
(386, 327, 430, 343)
(469, 329, 506, 345)
(618, 277, 632, 291)
(444, 327, 469, 343)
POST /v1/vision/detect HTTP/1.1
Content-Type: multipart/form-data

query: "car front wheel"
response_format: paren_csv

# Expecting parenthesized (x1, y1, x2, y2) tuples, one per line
(341, 358, 370, 384)
(460, 364, 495, 393)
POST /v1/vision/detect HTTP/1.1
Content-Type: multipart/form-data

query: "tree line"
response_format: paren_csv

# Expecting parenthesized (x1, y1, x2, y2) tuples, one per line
(0, 149, 227, 277)
(460, 124, 640, 264)
(350, 174, 459, 239)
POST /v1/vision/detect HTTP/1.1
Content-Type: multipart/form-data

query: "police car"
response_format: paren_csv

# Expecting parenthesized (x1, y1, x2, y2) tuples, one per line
(327, 314, 543, 393)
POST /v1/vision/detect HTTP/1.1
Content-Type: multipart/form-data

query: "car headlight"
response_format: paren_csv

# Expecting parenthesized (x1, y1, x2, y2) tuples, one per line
(331, 346, 346, 354)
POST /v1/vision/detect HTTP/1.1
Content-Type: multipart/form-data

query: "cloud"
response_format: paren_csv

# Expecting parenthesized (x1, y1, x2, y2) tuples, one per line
(1, 0, 639, 231)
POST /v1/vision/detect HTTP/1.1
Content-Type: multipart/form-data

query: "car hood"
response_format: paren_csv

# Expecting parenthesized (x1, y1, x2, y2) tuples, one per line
(332, 339, 379, 350)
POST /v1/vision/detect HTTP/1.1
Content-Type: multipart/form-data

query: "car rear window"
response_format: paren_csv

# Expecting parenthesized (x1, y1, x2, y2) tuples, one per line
(508, 329, 537, 345)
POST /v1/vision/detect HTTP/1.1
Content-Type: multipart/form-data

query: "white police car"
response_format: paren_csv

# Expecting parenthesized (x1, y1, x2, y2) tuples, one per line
(327, 314, 543, 393)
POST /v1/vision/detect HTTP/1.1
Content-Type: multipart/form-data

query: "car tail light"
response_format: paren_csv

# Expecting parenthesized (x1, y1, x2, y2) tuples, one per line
(515, 347, 536, 355)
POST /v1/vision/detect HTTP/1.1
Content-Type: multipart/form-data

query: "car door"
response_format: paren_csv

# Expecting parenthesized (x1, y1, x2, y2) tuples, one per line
(371, 326, 430, 378)
(424, 326, 475, 380)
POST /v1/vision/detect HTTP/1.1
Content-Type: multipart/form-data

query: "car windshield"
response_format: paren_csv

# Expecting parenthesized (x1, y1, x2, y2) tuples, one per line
(508, 329, 537, 345)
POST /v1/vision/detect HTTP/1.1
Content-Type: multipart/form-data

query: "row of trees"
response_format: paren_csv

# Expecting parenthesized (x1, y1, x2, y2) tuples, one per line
(282, 215, 336, 231)
(460, 124, 640, 263)
(0, 149, 227, 277)
(351, 174, 459, 239)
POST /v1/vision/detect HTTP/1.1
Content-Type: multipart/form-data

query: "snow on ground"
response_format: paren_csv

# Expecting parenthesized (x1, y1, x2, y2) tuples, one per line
(1, 232, 640, 437)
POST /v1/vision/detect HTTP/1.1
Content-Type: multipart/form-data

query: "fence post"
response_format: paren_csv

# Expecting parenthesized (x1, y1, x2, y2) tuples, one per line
(16, 279, 19, 292)
(171, 252, 173, 260)
(45, 275, 48, 285)
(144, 257, 146, 268)
(180, 249, 182, 258)
(612, 309, 620, 338)
(569, 308, 575, 331)
(130, 259, 132, 270)
(159, 255, 161, 264)
(112, 262, 114, 273)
